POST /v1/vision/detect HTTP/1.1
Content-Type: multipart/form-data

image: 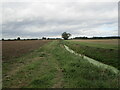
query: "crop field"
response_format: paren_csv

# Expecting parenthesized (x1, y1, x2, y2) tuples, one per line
(2, 39, 120, 88)
(69, 39, 119, 49)
(64, 39, 119, 70)
(2, 40, 51, 61)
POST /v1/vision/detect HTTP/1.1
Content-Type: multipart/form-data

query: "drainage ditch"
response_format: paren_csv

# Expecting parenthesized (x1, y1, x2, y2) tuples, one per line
(64, 45, 119, 74)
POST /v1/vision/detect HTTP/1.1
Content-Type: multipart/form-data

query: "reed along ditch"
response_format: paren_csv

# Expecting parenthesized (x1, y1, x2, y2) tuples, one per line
(64, 41, 119, 70)
(64, 45, 119, 74)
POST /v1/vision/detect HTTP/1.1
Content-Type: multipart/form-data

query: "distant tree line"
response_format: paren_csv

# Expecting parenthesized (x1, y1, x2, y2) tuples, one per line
(1, 33, 120, 41)
(1, 37, 39, 41)
(74, 36, 88, 39)
(74, 36, 120, 39)
(1, 37, 62, 41)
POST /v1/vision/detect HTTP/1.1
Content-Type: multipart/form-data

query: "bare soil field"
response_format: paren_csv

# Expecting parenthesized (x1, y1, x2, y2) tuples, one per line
(71, 39, 119, 45)
(2, 40, 51, 61)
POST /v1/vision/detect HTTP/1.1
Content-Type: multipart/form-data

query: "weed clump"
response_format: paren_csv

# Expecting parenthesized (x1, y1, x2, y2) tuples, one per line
(39, 52, 47, 57)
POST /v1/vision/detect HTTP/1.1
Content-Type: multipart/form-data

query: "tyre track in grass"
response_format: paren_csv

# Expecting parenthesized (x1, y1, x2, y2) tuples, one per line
(64, 45, 119, 74)
(52, 63, 63, 88)
(3, 56, 44, 79)
(51, 50, 64, 88)
(44, 41, 64, 88)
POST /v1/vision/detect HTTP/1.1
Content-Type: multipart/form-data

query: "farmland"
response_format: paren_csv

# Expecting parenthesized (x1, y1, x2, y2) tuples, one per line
(2, 39, 120, 88)
(64, 39, 119, 70)
(2, 40, 51, 61)
(69, 39, 118, 49)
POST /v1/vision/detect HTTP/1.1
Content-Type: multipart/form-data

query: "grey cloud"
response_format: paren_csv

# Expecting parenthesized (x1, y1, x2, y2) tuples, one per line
(2, 2, 118, 38)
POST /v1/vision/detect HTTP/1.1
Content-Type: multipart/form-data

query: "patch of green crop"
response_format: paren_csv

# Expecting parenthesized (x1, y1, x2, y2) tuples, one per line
(66, 40, 118, 50)
(64, 40, 119, 70)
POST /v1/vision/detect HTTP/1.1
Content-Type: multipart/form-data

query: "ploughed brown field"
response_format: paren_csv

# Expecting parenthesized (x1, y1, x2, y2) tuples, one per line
(2, 40, 51, 61)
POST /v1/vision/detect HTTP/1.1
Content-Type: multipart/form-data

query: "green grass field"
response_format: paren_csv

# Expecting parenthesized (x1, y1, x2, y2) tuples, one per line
(64, 40, 119, 70)
(2, 40, 120, 88)
(67, 40, 118, 50)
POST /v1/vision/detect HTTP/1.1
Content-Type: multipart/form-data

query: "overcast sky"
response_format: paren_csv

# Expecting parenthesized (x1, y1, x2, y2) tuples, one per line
(1, 0, 119, 39)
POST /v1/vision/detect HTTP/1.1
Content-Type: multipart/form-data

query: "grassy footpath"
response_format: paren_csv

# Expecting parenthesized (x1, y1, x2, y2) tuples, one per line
(3, 40, 120, 88)
(3, 41, 58, 88)
(64, 40, 119, 70)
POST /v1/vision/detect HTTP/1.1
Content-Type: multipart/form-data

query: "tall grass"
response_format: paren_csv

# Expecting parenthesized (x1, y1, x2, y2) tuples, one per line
(64, 41, 119, 70)
(47, 40, 119, 88)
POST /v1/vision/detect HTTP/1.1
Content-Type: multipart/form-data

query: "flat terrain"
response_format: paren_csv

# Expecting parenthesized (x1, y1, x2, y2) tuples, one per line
(2, 40, 120, 88)
(65, 39, 119, 69)
(69, 39, 118, 50)
(71, 39, 118, 44)
(2, 40, 51, 61)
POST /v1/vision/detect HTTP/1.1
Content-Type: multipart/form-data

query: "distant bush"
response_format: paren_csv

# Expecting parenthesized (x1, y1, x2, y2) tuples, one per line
(17, 37, 20, 40)
(42, 37, 46, 40)
(62, 32, 71, 40)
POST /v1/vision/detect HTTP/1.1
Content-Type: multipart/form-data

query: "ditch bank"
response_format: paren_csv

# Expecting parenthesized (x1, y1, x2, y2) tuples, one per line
(64, 45, 119, 74)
